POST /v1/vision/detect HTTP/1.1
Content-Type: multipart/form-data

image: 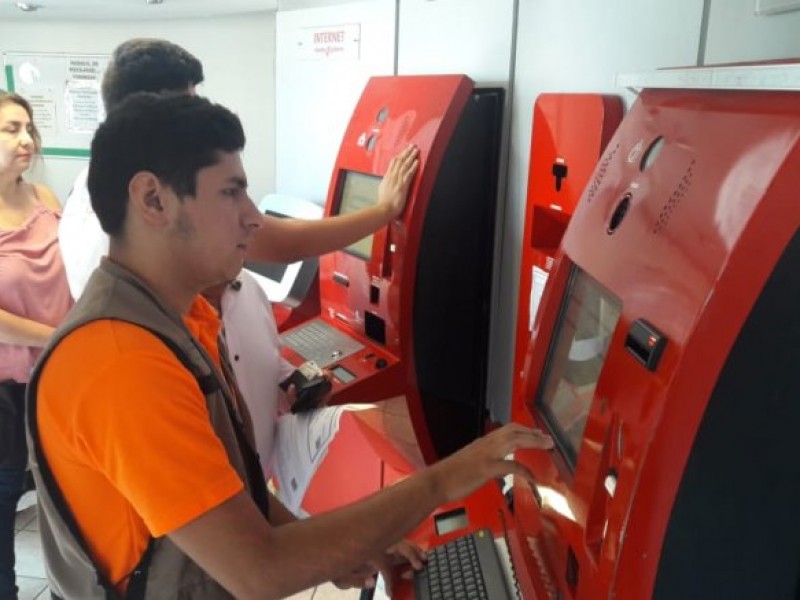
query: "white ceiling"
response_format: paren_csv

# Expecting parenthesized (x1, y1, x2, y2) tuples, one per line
(0, 0, 279, 22)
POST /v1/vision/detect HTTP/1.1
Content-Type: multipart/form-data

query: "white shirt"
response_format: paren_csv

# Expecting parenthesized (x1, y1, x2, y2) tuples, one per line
(222, 271, 295, 476)
(59, 167, 109, 300)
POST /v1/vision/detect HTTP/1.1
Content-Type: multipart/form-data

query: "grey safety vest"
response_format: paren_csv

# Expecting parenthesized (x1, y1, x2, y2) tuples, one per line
(26, 260, 270, 599)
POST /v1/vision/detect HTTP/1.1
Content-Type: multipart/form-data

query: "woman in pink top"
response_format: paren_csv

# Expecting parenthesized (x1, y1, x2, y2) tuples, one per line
(0, 91, 72, 599)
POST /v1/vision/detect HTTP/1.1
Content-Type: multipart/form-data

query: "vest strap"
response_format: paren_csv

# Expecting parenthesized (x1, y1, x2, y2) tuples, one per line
(123, 537, 157, 599)
(27, 373, 124, 599)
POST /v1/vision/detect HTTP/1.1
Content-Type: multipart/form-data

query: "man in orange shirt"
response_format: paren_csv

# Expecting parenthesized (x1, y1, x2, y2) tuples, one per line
(28, 92, 553, 599)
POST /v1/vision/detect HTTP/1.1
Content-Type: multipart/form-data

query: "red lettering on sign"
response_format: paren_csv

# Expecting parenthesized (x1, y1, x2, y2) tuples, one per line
(313, 31, 345, 44)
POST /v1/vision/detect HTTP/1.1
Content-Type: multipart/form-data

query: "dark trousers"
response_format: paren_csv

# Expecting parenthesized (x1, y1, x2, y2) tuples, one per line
(0, 380, 28, 600)
(0, 468, 25, 599)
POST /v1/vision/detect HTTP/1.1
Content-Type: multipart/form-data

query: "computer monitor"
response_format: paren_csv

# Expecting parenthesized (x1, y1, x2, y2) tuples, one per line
(535, 265, 621, 468)
(335, 170, 382, 260)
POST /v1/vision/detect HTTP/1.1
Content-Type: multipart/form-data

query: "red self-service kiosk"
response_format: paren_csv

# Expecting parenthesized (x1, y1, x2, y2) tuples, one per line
(506, 81, 800, 599)
(511, 94, 622, 424)
(389, 71, 800, 600)
(280, 75, 504, 466)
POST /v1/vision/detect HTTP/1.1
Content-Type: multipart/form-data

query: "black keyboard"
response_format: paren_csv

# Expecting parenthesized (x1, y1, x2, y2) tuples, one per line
(414, 529, 513, 600)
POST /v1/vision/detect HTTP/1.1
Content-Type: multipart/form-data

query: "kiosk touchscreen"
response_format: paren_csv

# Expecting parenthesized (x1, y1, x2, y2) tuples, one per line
(336, 171, 381, 260)
(280, 75, 504, 463)
(536, 268, 621, 468)
(507, 79, 800, 599)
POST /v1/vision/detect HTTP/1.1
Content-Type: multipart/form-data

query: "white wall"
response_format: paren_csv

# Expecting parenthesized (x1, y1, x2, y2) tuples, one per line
(397, 0, 516, 83)
(0, 13, 276, 204)
(705, 0, 800, 62)
(275, 0, 396, 203)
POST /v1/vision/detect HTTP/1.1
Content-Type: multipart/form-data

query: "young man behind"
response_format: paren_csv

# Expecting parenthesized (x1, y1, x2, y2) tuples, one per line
(58, 38, 420, 480)
(28, 93, 553, 599)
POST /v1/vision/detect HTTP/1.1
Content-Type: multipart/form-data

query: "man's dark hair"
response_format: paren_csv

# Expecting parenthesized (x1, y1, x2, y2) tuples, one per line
(88, 93, 245, 237)
(101, 38, 204, 111)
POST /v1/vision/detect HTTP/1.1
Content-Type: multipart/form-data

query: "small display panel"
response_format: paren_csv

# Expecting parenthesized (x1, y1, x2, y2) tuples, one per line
(331, 366, 356, 384)
(536, 266, 621, 469)
(336, 170, 382, 260)
(434, 508, 469, 536)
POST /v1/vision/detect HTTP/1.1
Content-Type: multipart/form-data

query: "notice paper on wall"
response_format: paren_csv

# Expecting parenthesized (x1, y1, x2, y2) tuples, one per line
(3, 52, 110, 157)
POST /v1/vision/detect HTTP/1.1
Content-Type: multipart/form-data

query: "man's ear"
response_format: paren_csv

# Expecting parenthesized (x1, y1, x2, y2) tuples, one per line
(128, 171, 167, 225)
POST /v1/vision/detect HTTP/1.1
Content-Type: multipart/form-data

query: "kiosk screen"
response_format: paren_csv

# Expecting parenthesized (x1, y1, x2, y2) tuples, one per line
(337, 170, 382, 260)
(536, 266, 621, 468)
(246, 261, 288, 282)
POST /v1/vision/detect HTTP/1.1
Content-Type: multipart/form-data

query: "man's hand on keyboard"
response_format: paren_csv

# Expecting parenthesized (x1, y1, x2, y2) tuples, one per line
(428, 424, 554, 504)
(332, 538, 426, 592)
(331, 561, 379, 591)
(386, 538, 427, 570)
(376, 538, 428, 591)
(328, 537, 424, 593)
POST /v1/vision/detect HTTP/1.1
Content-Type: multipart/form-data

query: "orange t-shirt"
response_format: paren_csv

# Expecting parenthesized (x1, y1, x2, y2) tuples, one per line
(36, 296, 244, 588)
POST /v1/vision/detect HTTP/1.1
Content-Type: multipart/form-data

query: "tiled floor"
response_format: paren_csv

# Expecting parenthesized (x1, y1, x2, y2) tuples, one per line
(13, 496, 47, 600)
(13, 494, 361, 600)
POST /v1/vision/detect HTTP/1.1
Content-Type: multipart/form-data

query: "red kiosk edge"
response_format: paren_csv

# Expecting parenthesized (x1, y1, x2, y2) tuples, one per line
(280, 74, 505, 513)
(510, 93, 623, 425)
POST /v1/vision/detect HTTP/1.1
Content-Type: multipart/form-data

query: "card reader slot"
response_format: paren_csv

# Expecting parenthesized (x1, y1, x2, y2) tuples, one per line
(625, 318, 667, 371)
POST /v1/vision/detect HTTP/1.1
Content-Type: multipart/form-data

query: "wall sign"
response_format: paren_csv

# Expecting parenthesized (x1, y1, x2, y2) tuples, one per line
(296, 23, 361, 61)
(3, 52, 110, 158)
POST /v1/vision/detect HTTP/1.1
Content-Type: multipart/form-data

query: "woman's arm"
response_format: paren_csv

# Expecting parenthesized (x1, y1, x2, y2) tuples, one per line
(0, 307, 55, 347)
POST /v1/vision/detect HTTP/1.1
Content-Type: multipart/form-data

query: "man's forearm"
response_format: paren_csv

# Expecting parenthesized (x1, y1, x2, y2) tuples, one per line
(247, 205, 394, 264)
(265, 491, 298, 526)
(170, 424, 549, 599)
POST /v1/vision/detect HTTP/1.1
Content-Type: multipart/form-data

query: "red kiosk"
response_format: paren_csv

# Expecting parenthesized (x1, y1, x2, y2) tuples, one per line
(512, 76, 800, 599)
(396, 64, 800, 599)
(279, 75, 505, 510)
